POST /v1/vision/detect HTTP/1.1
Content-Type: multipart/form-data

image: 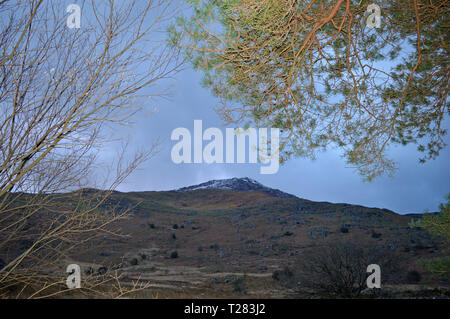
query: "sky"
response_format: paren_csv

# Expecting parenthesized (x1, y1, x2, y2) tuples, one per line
(103, 65, 450, 215)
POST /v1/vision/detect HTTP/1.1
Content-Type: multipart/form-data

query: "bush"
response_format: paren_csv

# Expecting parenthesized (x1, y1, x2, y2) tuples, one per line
(410, 195, 449, 241)
(292, 241, 400, 297)
(232, 277, 246, 294)
(411, 196, 450, 280)
(371, 231, 382, 238)
(272, 267, 294, 283)
(130, 258, 139, 266)
(97, 266, 107, 275)
(417, 258, 450, 280)
(170, 251, 178, 259)
(173, 224, 179, 229)
(406, 270, 422, 283)
(172, 233, 177, 240)
(340, 227, 349, 233)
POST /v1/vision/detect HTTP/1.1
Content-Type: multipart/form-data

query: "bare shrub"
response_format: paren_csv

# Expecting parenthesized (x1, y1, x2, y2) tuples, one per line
(291, 241, 400, 298)
(272, 267, 294, 285)
(0, 0, 181, 298)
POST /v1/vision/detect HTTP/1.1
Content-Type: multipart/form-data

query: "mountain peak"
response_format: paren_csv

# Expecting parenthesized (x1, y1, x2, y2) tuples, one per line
(176, 177, 295, 198)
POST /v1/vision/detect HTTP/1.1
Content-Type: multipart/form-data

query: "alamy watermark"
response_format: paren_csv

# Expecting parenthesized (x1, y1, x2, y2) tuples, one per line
(170, 120, 280, 175)
(366, 264, 381, 289)
(66, 264, 81, 289)
(366, 3, 381, 29)
(66, 4, 81, 29)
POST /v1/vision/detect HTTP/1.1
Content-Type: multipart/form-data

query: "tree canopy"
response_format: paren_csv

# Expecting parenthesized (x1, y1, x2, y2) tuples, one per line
(170, 0, 449, 180)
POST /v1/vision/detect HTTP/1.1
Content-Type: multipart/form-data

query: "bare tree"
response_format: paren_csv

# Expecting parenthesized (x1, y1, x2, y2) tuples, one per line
(0, 0, 181, 298)
(278, 241, 400, 298)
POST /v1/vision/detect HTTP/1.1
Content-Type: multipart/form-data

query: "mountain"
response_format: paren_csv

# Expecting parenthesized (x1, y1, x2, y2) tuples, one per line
(177, 177, 295, 198)
(62, 178, 445, 268)
(6, 178, 448, 298)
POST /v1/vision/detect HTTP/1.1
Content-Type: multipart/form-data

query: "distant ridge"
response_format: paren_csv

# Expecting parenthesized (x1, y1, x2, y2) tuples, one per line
(176, 177, 295, 198)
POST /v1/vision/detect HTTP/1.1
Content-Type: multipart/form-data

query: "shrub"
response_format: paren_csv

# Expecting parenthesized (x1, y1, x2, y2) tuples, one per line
(292, 241, 400, 297)
(97, 266, 107, 275)
(139, 253, 147, 260)
(371, 231, 382, 238)
(130, 258, 139, 266)
(410, 195, 449, 241)
(232, 277, 246, 294)
(410, 196, 450, 280)
(172, 224, 179, 229)
(172, 233, 177, 240)
(272, 267, 294, 286)
(170, 251, 178, 259)
(340, 227, 349, 233)
(417, 258, 450, 280)
(406, 270, 422, 283)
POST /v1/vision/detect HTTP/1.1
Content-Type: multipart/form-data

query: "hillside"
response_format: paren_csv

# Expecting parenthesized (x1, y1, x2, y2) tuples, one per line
(57, 179, 445, 297)
(4, 178, 448, 298)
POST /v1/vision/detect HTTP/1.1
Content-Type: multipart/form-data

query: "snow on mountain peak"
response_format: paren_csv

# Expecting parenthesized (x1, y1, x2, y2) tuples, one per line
(176, 177, 294, 198)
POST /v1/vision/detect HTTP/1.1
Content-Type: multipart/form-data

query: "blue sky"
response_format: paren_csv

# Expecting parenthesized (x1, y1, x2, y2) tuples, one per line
(108, 65, 450, 215)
